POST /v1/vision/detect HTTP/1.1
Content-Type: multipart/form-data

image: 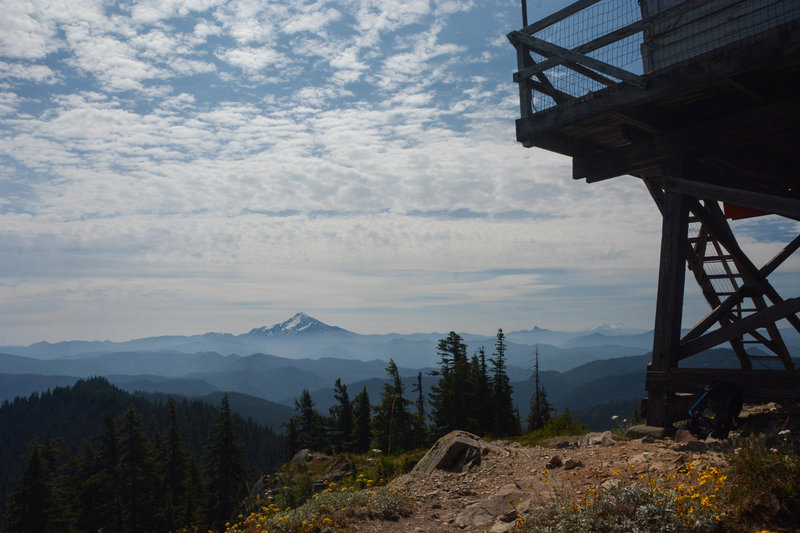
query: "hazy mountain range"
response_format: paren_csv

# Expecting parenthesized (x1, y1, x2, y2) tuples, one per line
(1, 313, 797, 431)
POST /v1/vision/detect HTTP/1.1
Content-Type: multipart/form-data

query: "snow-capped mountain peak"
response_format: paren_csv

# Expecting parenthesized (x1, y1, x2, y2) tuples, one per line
(245, 313, 351, 337)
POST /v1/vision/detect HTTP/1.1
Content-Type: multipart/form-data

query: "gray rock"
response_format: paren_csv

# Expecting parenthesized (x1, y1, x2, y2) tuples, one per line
(564, 458, 583, 470)
(625, 425, 668, 439)
(547, 455, 563, 468)
(583, 431, 615, 447)
(674, 429, 697, 443)
(454, 487, 526, 529)
(291, 448, 313, 463)
(412, 430, 487, 474)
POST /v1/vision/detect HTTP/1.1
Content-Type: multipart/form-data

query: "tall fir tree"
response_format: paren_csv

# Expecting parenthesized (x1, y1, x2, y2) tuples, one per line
(7, 443, 56, 533)
(328, 378, 354, 453)
(161, 398, 189, 530)
(527, 346, 553, 432)
(351, 387, 373, 453)
(490, 329, 521, 437)
(204, 394, 248, 531)
(292, 389, 327, 452)
(372, 359, 414, 454)
(475, 346, 492, 435)
(119, 406, 159, 533)
(429, 331, 470, 436)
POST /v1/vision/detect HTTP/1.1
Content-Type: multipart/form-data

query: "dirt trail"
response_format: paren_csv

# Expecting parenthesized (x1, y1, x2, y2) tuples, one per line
(348, 434, 730, 533)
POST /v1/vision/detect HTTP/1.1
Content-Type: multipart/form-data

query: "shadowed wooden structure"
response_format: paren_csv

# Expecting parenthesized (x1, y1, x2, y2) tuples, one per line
(509, 0, 800, 427)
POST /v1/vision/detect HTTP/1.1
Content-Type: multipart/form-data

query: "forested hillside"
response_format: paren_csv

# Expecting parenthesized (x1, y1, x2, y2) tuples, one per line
(0, 377, 284, 531)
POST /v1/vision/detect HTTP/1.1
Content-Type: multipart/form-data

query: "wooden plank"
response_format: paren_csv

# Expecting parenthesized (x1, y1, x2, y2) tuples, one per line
(684, 199, 799, 361)
(519, 0, 603, 35)
(509, 32, 645, 87)
(516, 119, 602, 155)
(573, 95, 800, 182)
(647, 368, 800, 399)
(515, 0, 710, 82)
(761, 234, 800, 278)
(671, 178, 800, 219)
(647, 0, 800, 70)
(681, 291, 749, 343)
(516, 43, 534, 119)
(680, 297, 800, 357)
(514, 26, 800, 144)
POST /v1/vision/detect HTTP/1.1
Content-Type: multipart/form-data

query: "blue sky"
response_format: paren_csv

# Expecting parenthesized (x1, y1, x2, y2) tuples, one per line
(1, 0, 798, 344)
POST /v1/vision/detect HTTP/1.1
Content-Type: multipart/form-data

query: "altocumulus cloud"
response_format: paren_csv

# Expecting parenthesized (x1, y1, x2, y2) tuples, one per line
(1, 0, 795, 344)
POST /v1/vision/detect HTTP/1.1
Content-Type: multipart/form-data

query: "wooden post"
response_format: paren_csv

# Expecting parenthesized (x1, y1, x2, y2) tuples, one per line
(646, 174, 689, 427)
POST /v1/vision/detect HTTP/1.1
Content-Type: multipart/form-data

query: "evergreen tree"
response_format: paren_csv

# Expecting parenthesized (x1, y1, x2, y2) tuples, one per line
(87, 413, 124, 532)
(292, 389, 327, 452)
(183, 454, 204, 528)
(372, 359, 414, 454)
(412, 371, 425, 420)
(119, 406, 158, 533)
(475, 346, 492, 435)
(351, 387, 373, 453)
(429, 331, 470, 436)
(527, 346, 553, 432)
(410, 372, 430, 448)
(284, 418, 299, 459)
(328, 378, 354, 453)
(490, 329, 521, 437)
(161, 398, 189, 530)
(7, 442, 56, 533)
(204, 394, 248, 531)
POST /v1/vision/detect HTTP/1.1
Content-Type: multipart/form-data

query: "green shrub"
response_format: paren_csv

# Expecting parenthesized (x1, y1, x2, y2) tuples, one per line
(515, 409, 588, 446)
(722, 434, 800, 530)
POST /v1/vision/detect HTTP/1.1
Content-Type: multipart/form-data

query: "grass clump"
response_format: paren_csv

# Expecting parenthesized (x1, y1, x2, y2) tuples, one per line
(722, 433, 800, 531)
(230, 449, 425, 532)
(514, 409, 588, 446)
(226, 480, 413, 533)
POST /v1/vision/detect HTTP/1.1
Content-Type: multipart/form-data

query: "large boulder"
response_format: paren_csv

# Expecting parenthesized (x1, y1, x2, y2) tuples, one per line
(412, 430, 487, 474)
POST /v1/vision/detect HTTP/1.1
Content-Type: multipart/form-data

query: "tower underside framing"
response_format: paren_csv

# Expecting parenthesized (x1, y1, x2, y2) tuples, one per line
(509, 0, 800, 427)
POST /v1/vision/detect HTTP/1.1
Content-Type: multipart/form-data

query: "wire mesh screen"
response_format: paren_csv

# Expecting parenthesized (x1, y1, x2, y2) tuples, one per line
(642, 0, 800, 72)
(528, 0, 643, 112)
(519, 0, 800, 114)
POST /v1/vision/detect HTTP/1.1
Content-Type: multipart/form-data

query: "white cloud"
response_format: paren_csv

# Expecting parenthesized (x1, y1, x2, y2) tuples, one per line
(3, 0, 793, 345)
(216, 46, 287, 75)
(0, 0, 60, 59)
(0, 61, 59, 83)
(0, 91, 20, 114)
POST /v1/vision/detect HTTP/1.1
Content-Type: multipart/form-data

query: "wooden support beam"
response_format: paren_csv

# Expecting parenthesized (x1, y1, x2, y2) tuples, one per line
(647, 183, 689, 427)
(516, 119, 602, 154)
(508, 31, 645, 88)
(680, 298, 800, 358)
(681, 291, 750, 344)
(647, 368, 800, 400)
(515, 43, 534, 119)
(651, 187, 689, 371)
(519, 0, 602, 35)
(672, 178, 800, 219)
(575, 96, 800, 183)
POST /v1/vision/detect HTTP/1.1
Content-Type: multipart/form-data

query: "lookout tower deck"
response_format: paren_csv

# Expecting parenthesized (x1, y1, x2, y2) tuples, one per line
(508, 0, 800, 427)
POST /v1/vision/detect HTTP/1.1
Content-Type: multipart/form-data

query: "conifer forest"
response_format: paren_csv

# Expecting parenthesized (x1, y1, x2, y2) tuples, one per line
(0, 330, 522, 532)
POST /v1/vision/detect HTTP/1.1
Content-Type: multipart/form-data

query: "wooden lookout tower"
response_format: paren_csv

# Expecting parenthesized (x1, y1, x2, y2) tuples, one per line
(508, 0, 800, 427)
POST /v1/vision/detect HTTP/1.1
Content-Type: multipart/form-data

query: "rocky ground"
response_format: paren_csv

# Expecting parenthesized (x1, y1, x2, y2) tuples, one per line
(346, 402, 797, 533)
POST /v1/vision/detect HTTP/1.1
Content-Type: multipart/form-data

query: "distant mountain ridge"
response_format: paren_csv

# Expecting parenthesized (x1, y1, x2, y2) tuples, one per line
(1, 312, 797, 371)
